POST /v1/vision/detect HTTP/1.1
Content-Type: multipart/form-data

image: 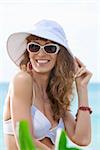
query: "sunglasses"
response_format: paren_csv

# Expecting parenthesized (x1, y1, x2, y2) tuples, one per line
(27, 42, 60, 54)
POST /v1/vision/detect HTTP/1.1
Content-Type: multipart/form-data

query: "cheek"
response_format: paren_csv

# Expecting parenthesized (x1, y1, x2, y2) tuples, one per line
(29, 53, 36, 62)
(48, 55, 57, 70)
(52, 55, 57, 64)
(29, 52, 34, 58)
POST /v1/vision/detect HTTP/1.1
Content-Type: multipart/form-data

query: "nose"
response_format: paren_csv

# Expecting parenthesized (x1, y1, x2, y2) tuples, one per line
(37, 48, 46, 56)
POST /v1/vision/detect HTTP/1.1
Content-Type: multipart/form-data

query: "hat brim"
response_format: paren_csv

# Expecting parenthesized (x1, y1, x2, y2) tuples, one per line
(7, 30, 73, 66)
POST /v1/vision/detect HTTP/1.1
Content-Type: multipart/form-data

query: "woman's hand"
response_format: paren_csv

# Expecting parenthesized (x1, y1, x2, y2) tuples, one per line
(74, 57, 92, 89)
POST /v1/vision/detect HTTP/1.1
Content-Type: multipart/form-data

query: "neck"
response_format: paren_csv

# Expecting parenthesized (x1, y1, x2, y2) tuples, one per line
(32, 70, 50, 95)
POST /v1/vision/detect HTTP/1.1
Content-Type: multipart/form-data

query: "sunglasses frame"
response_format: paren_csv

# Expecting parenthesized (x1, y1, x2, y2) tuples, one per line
(27, 41, 60, 54)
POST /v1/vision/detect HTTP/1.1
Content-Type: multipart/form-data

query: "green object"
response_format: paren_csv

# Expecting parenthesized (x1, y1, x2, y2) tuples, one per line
(55, 128, 81, 150)
(17, 120, 81, 150)
(18, 120, 36, 150)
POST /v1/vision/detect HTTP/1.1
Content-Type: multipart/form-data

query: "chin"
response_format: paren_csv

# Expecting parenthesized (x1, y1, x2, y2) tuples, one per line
(35, 69, 51, 74)
(33, 67, 53, 74)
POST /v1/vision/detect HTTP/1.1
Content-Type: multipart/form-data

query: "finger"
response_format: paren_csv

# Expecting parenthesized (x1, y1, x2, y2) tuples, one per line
(75, 66, 86, 77)
(76, 69, 92, 79)
(80, 71, 92, 84)
(75, 57, 86, 67)
(76, 68, 87, 77)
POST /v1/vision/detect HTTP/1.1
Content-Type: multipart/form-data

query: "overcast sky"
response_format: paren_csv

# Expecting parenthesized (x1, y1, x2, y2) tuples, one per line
(0, 0, 99, 83)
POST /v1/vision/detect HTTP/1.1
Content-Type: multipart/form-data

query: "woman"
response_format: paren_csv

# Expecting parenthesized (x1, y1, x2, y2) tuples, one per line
(3, 19, 92, 150)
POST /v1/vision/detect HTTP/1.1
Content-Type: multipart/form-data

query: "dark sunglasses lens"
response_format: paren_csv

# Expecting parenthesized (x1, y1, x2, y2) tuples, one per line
(28, 44, 40, 52)
(44, 45, 57, 53)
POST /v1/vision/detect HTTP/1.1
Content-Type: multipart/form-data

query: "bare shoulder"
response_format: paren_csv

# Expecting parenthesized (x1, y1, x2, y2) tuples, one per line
(11, 71, 33, 98)
(12, 71, 33, 88)
(13, 71, 33, 83)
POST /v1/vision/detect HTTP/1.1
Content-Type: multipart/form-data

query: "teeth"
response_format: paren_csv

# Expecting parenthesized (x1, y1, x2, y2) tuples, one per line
(36, 60, 49, 64)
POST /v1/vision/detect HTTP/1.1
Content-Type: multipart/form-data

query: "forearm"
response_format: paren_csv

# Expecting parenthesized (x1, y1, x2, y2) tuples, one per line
(77, 86, 89, 106)
(73, 86, 91, 145)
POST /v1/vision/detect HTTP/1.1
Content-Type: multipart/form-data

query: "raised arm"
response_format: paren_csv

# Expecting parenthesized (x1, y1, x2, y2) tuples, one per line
(64, 57, 92, 146)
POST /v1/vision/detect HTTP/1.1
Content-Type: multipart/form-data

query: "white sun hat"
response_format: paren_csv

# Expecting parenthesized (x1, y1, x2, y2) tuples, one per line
(7, 19, 73, 66)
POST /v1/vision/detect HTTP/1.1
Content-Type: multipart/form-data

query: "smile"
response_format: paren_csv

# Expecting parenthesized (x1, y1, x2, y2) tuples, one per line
(36, 59, 50, 64)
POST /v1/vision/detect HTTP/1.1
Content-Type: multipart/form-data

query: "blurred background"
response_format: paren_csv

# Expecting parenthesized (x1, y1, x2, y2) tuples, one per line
(0, 0, 100, 149)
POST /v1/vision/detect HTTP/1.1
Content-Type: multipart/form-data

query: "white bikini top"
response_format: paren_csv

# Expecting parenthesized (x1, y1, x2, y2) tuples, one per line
(31, 105, 65, 144)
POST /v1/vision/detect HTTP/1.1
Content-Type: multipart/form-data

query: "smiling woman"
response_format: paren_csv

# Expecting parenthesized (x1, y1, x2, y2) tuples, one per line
(25, 35, 59, 74)
(3, 19, 92, 150)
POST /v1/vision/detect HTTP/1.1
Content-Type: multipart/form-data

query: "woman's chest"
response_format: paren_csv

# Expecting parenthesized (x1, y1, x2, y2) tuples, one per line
(32, 92, 58, 128)
(32, 100, 58, 128)
(31, 105, 64, 144)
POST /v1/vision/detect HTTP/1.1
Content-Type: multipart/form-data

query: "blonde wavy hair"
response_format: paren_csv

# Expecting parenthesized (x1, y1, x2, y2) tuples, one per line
(20, 35, 75, 121)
